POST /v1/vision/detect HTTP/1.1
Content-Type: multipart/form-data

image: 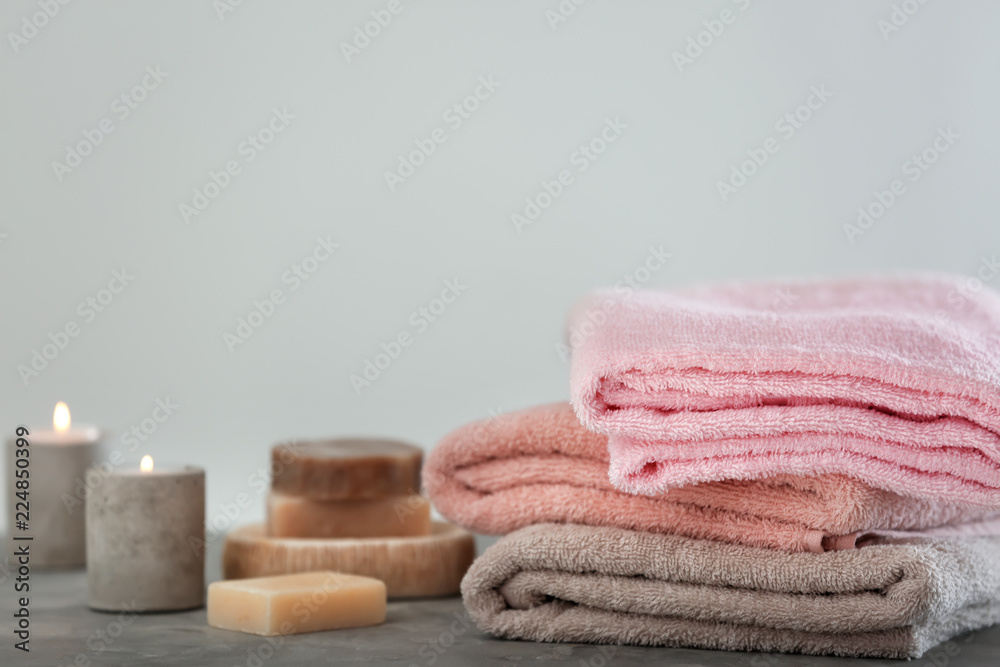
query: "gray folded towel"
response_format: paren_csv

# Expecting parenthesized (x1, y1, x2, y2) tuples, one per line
(461, 523, 1000, 659)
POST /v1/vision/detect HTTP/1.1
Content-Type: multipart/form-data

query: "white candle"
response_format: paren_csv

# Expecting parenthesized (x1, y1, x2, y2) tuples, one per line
(86, 455, 205, 612)
(6, 402, 99, 568)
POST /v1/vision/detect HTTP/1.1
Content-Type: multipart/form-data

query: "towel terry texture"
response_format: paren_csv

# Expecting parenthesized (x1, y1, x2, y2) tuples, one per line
(461, 523, 1000, 659)
(425, 403, 1000, 553)
(567, 274, 1000, 506)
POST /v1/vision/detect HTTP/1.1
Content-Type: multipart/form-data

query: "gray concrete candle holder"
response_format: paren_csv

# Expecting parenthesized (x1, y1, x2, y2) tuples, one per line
(6, 428, 99, 569)
(86, 464, 205, 612)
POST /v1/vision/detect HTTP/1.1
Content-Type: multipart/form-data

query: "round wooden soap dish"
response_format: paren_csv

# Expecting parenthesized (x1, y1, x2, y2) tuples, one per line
(222, 521, 475, 598)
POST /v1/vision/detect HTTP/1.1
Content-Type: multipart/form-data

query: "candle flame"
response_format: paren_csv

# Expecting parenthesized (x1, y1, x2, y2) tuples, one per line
(140, 455, 154, 473)
(53, 402, 71, 432)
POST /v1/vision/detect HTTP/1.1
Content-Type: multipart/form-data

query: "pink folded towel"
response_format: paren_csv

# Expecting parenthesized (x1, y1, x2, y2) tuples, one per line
(425, 403, 999, 553)
(568, 274, 1000, 507)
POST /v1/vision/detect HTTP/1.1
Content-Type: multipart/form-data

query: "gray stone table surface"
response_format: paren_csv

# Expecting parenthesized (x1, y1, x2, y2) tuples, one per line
(2, 539, 999, 667)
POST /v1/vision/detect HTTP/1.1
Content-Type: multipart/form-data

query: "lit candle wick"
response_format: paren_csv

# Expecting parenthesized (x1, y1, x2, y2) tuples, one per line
(140, 455, 154, 473)
(54, 402, 71, 432)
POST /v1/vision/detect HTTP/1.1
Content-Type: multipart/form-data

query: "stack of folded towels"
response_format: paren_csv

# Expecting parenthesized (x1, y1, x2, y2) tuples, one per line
(424, 274, 1000, 659)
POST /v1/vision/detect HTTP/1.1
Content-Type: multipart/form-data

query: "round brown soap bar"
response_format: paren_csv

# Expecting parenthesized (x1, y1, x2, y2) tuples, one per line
(223, 522, 475, 598)
(267, 491, 431, 539)
(272, 438, 422, 500)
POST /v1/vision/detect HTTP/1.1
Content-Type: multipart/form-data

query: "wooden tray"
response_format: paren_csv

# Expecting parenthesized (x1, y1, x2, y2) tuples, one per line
(223, 521, 475, 598)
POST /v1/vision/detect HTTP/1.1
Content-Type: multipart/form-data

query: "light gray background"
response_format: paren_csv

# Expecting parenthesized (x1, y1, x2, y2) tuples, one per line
(2, 0, 999, 538)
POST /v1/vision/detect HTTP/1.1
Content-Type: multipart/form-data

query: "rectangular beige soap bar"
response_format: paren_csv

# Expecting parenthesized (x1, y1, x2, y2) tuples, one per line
(268, 492, 431, 538)
(207, 571, 386, 636)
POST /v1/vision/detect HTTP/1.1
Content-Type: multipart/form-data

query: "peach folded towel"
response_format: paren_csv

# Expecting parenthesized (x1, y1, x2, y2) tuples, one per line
(461, 523, 1000, 659)
(568, 274, 1000, 507)
(424, 403, 999, 553)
